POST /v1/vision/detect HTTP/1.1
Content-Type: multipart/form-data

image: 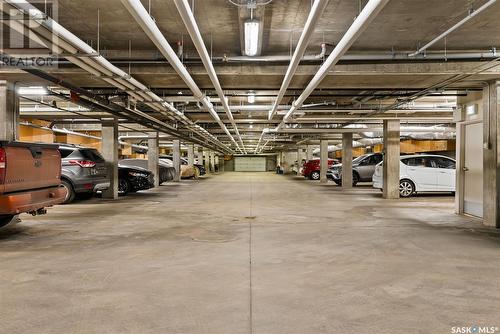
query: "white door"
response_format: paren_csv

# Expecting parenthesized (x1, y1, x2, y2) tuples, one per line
(234, 157, 266, 172)
(432, 157, 456, 191)
(463, 123, 483, 217)
(404, 157, 438, 191)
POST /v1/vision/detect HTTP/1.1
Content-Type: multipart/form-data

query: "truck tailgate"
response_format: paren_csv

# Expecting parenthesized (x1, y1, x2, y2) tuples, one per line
(1, 142, 61, 194)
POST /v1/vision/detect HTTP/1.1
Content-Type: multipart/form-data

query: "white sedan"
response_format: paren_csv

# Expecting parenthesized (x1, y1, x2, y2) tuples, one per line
(373, 154, 456, 197)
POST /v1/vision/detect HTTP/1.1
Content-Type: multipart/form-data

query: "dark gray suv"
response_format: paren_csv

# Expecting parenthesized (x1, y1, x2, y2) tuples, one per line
(327, 153, 383, 186)
(58, 144, 110, 203)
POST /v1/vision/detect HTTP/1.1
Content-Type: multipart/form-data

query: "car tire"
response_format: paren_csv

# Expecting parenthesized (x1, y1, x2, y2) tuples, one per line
(310, 171, 320, 180)
(399, 179, 415, 198)
(61, 180, 76, 204)
(0, 215, 15, 228)
(352, 173, 359, 186)
(118, 178, 131, 195)
(333, 180, 341, 186)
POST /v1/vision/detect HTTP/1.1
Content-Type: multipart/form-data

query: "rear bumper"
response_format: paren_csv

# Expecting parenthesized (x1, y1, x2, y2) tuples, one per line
(372, 176, 383, 189)
(0, 186, 67, 215)
(72, 177, 110, 193)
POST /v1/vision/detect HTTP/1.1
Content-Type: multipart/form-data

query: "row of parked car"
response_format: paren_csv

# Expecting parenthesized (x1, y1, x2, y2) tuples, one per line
(301, 152, 456, 197)
(59, 144, 206, 203)
(0, 141, 208, 229)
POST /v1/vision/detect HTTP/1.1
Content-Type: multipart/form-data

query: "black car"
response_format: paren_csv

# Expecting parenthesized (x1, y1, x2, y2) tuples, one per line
(58, 144, 110, 203)
(118, 165, 155, 195)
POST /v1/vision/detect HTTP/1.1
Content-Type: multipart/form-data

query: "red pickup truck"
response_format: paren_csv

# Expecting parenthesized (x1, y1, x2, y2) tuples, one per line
(0, 141, 66, 228)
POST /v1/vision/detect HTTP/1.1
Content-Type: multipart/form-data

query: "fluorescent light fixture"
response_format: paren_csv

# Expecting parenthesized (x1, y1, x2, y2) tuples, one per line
(247, 92, 255, 104)
(249, 124, 253, 129)
(244, 20, 260, 56)
(18, 86, 48, 95)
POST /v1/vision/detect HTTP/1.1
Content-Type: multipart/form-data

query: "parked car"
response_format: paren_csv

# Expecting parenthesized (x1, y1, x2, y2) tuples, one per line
(58, 144, 109, 203)
(0, 141, 66, 228)
(117, 164, 155, 195)
(119, 158, 175, 184)
(327, 153, 383, 186)
(302, 158, 339, 180)
(159, 155, 197, 178)
(372, 154, 456, 197)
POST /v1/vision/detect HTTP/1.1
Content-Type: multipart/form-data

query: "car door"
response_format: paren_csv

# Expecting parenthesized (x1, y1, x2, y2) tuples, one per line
(433, 157, 456, 191)
(355, 156, 371, 180)
(403, 157, 438, 191)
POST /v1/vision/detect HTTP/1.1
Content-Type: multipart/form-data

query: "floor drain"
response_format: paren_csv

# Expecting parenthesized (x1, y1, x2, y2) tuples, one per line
(245, 216, 256, 219)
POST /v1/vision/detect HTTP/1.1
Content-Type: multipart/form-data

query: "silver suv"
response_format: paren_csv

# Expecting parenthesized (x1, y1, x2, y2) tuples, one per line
(58, 144, 110, 203)
(327, 153, 383, 186)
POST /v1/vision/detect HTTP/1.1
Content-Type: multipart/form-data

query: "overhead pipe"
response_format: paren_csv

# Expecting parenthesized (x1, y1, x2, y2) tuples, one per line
(276, 0, 391, 131)
(268, 0, 330, 120)
(409, 0, 498, 57)
(120, 0, 240, 153)
(173, 0, 247, 153)
(2, 1, 231, 152)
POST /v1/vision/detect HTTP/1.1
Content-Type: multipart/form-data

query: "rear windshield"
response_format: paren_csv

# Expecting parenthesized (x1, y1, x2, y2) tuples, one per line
(80, 149, 105, 162)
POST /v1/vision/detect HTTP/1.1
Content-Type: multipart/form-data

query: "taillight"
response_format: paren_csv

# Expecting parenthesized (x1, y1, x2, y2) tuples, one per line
(0, 148, 5, 184)
(69, 160, 96, 168)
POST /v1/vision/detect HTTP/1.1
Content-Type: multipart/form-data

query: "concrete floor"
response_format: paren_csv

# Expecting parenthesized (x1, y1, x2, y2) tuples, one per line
(1, 172, 499, 334)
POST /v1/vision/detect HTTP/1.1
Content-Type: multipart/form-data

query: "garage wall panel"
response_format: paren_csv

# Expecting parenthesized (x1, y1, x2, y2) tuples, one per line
(234, 157, 266, 172)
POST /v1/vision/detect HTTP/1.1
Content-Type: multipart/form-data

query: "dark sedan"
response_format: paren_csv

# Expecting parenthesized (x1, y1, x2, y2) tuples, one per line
(118, 165, 155, 195)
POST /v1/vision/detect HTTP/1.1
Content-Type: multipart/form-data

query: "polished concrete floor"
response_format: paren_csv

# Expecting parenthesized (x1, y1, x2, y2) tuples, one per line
(1, 172, 499, 334)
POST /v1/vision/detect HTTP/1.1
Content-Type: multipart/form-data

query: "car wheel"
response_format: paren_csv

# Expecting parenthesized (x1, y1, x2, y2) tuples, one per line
(310, 171, 320, 180)
(352, 173, 359, 186)
(61, 180, 75, 204)
(118, 178, 131, 195)
(334, 180, 341, 186)
(399, 179, 415, 198)
(0, 215, 15, 228)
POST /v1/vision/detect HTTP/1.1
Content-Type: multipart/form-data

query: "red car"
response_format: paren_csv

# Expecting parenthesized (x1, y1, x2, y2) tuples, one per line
(302, 159, 338, 180)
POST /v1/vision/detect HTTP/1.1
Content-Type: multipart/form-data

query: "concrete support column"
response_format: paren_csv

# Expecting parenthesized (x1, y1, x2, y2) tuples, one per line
(383, 120, 400, 199)
(172, 140, 181, 182)
(187, 144, 195, 167)
(320, 140, 328, 183)
(196, 146, 203, 165)
(101, 119, 119, 199)
(483, 81, 500, 227)
(306, 145, 314, 161)
(203, 149, 210, 174)
(147, 132, 160, 187)
(0, 80, 19, 141)
(220, 155, 225, 172)
(210, 151, 215, 173)
(214, 155, 219, 173)
(342, 133, 353, 189)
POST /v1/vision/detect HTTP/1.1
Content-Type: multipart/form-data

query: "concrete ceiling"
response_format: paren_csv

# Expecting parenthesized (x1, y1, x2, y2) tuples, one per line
(3, 0, 500, 152)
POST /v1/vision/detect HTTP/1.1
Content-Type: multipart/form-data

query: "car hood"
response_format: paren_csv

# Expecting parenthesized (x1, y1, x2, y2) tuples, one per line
(118, 165, 151, 174)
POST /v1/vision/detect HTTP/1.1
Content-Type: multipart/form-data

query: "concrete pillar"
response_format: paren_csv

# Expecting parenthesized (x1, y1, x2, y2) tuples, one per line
(483, 81, 500, 227)
(102, 119, 119, 199)
(306, 145, 314, 161)
(342, 133, 353, 189)
(172, 139, 181, 182)
(203, 149, 210, 174)
(383, 120, 400, 199)
(187, 144, 195, 167)
(320, 140, 328, 183)
(210, 151, 216, 173)
(0, 80, 18, 141)
(147, 132, 160, 187)
(214, 155, 219, 173)
(196, 146, 203, 165)
(220, 155, 225, 172)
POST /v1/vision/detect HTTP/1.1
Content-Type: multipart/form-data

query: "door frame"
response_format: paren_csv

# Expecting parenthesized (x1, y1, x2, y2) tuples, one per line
(455, 119, 483, 215)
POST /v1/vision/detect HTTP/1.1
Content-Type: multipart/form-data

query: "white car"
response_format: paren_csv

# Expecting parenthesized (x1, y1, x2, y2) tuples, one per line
(372, 154, 456, 197)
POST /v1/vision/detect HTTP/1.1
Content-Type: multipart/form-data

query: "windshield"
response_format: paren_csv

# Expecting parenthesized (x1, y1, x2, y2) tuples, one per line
(352, 154, 368, 164)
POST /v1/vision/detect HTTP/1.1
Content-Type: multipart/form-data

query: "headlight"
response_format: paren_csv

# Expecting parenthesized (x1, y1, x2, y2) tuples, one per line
(129, 172, 148, 178)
